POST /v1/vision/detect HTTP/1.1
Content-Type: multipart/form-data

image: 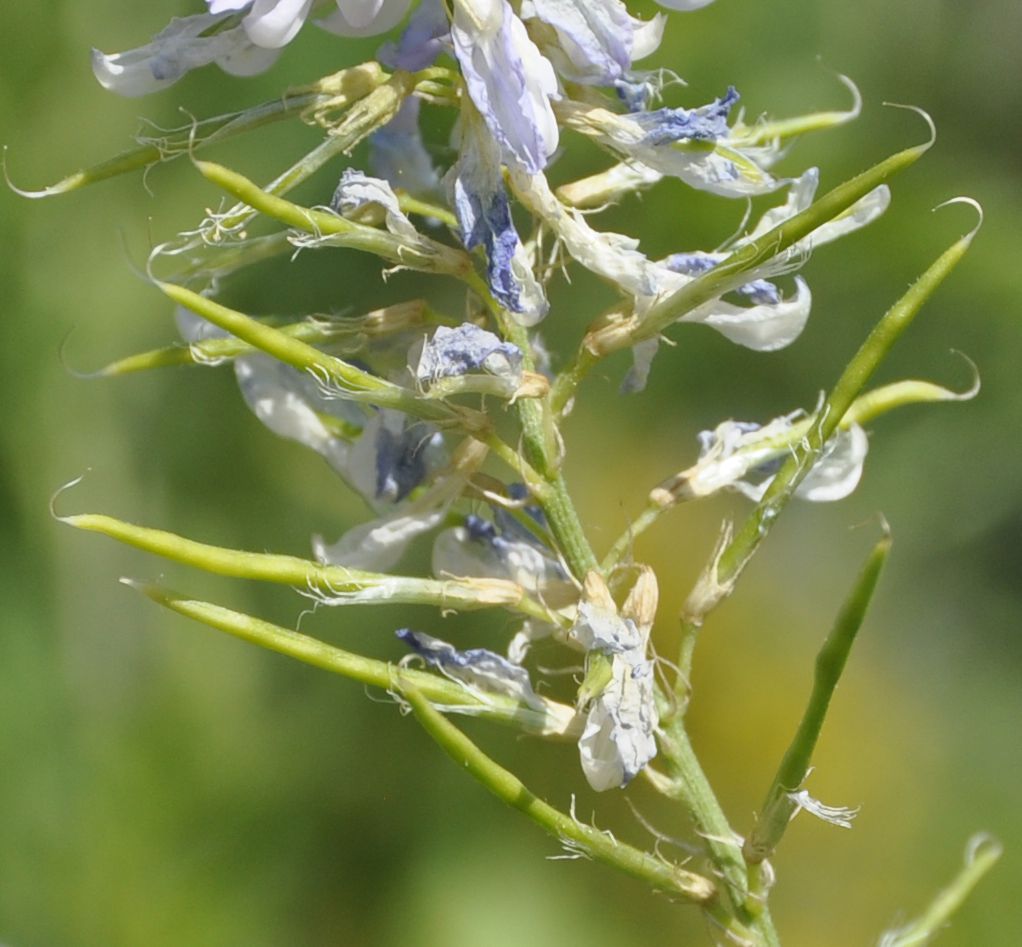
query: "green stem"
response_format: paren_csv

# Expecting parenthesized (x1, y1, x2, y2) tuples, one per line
(399, 683, 717, 905)
(877, 835, 1002, 946)
(130, 581, 579, 738)
(744, 532, 891, 864)
(659, 722, 751, 914)
(61, 512, 557, 624)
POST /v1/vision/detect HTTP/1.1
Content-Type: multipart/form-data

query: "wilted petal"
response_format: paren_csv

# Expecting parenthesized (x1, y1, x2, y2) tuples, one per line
(579, 648, 658, 791)
(331, 169, 422, 241)
(414, 323, 523, 383)
(560, 93, 778, 197)
(733, 423, 869, 503)
(344, 409, 446, 505)
(450, 110, 549, 322)
(314, 504, 447, 571)
(527, 0, 634, 84)
(233, 354, 364, 475)
(397, 629, 545, 707)
(682, 413, 869, 503)
(571, 602, 642, 653)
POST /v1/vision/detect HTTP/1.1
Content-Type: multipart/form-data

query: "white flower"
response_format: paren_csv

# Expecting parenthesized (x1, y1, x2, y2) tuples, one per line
(678, 412, 870, 503)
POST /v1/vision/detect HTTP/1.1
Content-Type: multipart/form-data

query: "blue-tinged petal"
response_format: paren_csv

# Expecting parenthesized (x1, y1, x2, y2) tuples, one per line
(678, 413, 869, 503)
(451, 0, 559, 173)
(632, 87, 740, 144)
(378, 0, 449, 70)
(331, 169, 421, 241)
(527, 0, 634, 84)
(559, 92, 779, 197)
(683, 276, 812, 351)
(345, 409, 446, 505)
(319, 0, 413, 37)
(370, 98, 441, 197)
(397, 629, 546, 707)
(449, 108, 549, 323)
(242, 0, 314, 47)
(414, 324, 523, 383)
(92, 14, 261, 96)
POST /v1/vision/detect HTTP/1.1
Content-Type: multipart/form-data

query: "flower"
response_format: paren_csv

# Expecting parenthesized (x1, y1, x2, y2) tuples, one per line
(572, 579, 659, 792)
(92, 0, 411, 95)
(674, 412, 870, 503)
(450, 0, 560, 173)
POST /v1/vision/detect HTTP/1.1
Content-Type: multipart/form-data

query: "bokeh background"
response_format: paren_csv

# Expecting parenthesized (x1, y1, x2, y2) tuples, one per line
(2, 1, 1020, 944)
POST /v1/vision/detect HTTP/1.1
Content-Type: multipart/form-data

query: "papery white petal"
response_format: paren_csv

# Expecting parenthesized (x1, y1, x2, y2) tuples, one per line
(234, 355, 359, 473)
(332, 169, 421, 241)
(242, 0, 313, 47)
(684, 276, 812, 351)
(208, 0, 252, 12)
(795, 423, 869, 501)
(631, 13, 667, 60)
(571, 602, 642, 653)
(217, 41, 282, 75)
(511, 169, 657, 296)
(314, 505, 447, 571)
(319, 0, 413, 36)
(92, 14, 247, 96)
(528, 0, 634, 84)
(398, 629, 545, 707)
(579, 649, 658, 791)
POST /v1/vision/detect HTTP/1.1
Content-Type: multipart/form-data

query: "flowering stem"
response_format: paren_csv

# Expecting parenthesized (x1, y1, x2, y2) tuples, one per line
(398, 682, 718, 906)
(473, 277, 601, 580)
(744, 531, 891, 865)
(658, 723, 753, 919)
(673, 204, 979, 711)
(717, 204, 980, 586)
(130, 581, 580, 738)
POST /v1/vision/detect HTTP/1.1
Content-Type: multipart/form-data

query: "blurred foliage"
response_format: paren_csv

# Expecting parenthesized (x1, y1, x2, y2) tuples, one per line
(1, 1, 1020, 944)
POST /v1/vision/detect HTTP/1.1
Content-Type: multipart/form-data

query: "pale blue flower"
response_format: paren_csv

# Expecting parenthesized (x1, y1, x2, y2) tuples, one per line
(397, 629, 546, 707)
(414, 324, 523, 384)
(522, 0, 665, 86)
(450, 108, 549, 323)
(370, 99, 441, 198)
(451, 0, 560, 173)
(679, 413, 870, 502)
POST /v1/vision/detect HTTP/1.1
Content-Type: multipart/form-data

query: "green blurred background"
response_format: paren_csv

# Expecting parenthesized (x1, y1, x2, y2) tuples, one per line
(2, 1, 1020, 944)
